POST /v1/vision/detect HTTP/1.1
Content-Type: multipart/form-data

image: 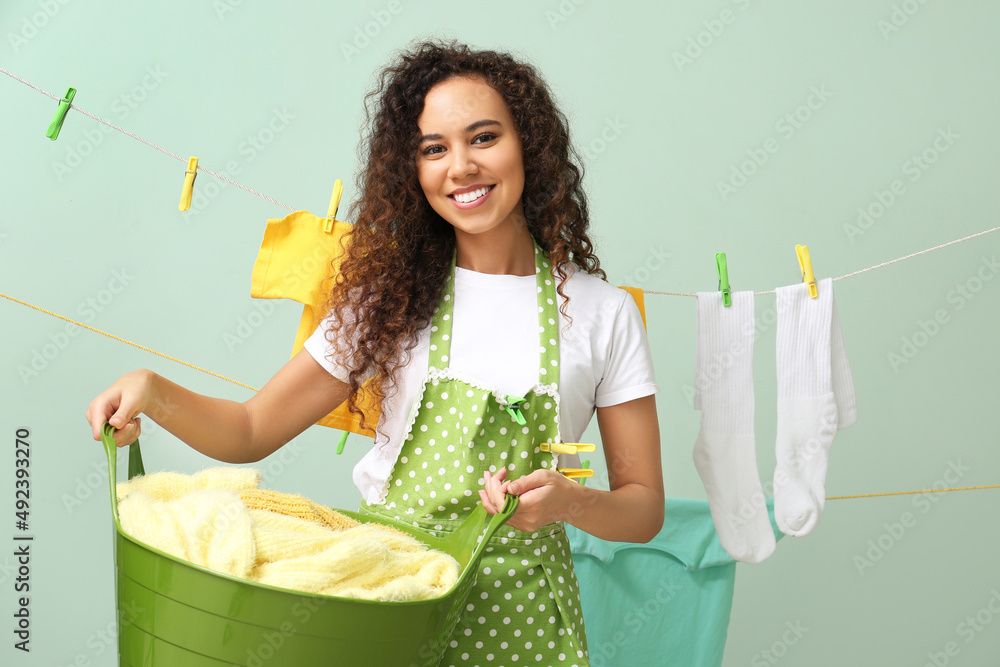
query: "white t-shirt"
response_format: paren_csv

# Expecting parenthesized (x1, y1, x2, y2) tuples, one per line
(304, 262, 660, 503)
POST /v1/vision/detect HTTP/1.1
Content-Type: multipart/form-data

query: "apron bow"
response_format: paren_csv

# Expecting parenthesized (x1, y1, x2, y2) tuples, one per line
(502, 394, 528, 426)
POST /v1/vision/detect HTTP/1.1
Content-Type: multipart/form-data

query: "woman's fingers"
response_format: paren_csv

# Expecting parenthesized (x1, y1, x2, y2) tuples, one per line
(85, 370, 153, 444)
(479, 489, 496, 514)
(115, 417, 142, 448)
(86, 393, 117, 441)
(481, 468, 510, 514)
(86, 394, 140, 447)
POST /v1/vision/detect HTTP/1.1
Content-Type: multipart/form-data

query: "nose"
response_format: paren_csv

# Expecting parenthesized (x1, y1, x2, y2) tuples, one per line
(447, 145, 479, 180)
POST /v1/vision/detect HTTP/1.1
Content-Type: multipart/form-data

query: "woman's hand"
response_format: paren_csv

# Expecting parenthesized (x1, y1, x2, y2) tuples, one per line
(479, 467, 579, 533)
(85, 369, 156, 448)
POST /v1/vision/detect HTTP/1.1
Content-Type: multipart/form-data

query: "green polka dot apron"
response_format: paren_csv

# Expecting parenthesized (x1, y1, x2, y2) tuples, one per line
(361, 239, 589, 667)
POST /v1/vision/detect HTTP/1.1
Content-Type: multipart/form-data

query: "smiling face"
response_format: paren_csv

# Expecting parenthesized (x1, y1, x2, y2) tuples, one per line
(416, 75, 526, 241)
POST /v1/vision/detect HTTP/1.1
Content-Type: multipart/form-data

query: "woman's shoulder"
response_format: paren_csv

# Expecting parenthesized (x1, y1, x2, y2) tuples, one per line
(559, 262, 629, 306)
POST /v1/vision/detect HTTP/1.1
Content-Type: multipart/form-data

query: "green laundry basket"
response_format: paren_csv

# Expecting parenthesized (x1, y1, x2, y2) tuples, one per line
(100, 423, 518, 667)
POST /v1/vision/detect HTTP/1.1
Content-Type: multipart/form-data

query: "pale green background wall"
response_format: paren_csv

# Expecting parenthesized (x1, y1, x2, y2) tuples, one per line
(2, 1, 999, 665)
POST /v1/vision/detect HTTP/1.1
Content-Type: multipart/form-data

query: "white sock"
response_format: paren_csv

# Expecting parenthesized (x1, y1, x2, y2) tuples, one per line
(774, 278, 857, 537)
(693, 291, 776, 564)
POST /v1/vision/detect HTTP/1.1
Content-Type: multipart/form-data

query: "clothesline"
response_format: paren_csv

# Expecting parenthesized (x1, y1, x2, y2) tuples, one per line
(0, 66, 296, 212)
(5, 63, 999, 394)
(3, 222, 994, 395)
(646, 225, 1000, 297)
(6, 65, 999, 295)
(4, 67, 999, 502)
(2, 282, 998, 502)
(0, 289, 258, 391)
(827, 484, 1000, 500)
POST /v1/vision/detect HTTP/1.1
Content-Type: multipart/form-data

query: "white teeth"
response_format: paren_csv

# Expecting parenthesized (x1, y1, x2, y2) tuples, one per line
(454, 186, 491, 203)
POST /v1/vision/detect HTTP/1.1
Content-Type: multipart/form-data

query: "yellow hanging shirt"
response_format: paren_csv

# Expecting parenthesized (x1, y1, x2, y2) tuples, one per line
(250, 210, 380, 436)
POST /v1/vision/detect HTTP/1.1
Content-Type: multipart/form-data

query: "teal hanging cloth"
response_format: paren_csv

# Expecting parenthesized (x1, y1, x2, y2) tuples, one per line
(566, 497, 783, 667)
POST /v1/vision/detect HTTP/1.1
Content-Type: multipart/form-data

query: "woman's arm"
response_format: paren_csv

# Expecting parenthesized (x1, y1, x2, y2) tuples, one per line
(567, 394, 664, 542)
(481, 394, 664, 543)
(86, 349, 351, 463)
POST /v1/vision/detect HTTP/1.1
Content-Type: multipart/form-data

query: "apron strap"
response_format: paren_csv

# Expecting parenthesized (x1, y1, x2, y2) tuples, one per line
(428, 237, 560, 389)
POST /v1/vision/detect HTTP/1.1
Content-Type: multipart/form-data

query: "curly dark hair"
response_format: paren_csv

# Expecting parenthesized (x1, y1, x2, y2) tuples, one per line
(319, 37, 606, 438)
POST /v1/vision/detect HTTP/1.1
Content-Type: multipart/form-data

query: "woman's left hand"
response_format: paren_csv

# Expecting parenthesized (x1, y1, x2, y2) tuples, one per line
(479, 468, 578, 533)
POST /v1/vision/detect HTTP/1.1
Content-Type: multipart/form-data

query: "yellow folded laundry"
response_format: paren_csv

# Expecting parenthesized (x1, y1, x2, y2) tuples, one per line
(118, 488, 256, 579)
(116, 469, 460, 602)
(116, 467, 260, 502)
(239, 488, 360, 532)
(251, 523, 459, 601)
(249, 509, 345, 562)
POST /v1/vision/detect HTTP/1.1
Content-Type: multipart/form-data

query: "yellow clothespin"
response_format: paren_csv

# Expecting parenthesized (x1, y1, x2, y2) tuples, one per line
(557, 468, 595, 480)
(796, 244, 818, 298)
(324, 179, 343, 233)
(540, 443, 596, 455)
(178, 157, 198, 212)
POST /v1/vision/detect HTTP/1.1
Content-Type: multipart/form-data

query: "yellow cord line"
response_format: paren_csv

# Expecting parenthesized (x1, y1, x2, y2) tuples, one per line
(5, 289, 999, 501)
(827, 484, 1000, 500)
(0, 290, 259, 392)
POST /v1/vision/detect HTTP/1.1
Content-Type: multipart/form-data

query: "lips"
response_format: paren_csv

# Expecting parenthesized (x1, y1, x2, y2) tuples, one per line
(450, 184, 495, 204)
(449, 184, 496, 209)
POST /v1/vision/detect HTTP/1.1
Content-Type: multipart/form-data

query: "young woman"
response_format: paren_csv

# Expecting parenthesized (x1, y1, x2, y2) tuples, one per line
(86, 39, 664, 666)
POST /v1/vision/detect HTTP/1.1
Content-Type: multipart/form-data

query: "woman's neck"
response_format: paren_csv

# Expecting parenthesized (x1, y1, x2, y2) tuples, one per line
(454, 217, 536, 276)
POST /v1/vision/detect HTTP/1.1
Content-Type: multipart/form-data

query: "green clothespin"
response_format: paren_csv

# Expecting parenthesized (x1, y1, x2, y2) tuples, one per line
(580, 459, 590, 487)
(335, 429, 349, 455)
(716, 252, 731, 307)
(503, 394, 527, 426)
(46, 87, 76, 140)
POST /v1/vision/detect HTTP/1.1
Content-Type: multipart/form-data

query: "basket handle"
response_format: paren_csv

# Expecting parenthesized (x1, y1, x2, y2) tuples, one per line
(469, 494, 520, 563)
(100, 422, 146, 521)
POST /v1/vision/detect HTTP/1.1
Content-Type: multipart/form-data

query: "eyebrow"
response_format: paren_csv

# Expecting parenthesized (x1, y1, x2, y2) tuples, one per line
(418, 119, 501, 144)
